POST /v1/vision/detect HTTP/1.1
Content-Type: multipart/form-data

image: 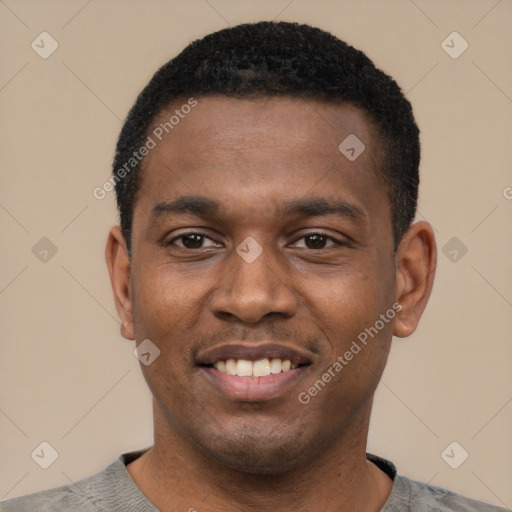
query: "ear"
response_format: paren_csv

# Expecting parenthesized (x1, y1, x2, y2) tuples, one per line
(393, 221, 437, 338)
(105, 226, 135, 340)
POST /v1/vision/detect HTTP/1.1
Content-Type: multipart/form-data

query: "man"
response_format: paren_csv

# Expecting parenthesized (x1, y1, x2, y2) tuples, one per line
(3, 21, 508, 512)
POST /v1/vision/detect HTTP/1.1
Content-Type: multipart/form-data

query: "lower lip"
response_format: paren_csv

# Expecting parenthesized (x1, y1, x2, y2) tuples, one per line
(199, 366, 307, 402)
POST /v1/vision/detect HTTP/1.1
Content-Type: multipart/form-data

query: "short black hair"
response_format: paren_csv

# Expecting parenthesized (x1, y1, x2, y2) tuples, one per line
(113, 21, 419, 252)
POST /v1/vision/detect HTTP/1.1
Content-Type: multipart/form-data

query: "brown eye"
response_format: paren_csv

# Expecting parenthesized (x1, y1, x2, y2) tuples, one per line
(169, 233, 219, 249)
(180, 234, 205, 248)
(291, 233, 338, 250)
(305, 234, 329, 249)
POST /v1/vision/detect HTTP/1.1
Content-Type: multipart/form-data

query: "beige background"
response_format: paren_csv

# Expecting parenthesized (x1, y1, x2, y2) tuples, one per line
(1, 0, 511, 508)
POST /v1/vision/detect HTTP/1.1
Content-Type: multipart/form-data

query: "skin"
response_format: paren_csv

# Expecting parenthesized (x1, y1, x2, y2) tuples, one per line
(106, 96, 436, 512)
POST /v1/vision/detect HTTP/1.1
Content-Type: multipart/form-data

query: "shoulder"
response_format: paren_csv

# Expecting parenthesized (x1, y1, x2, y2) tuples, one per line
(1, 476, 102, 512)
(1, 454, 136, 512)
(391, 474, 510, 512)
(366, 453, 509, 512)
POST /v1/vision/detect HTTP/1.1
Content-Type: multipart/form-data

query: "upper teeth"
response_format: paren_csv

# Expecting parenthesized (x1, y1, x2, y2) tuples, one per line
(214, 358, 298, 377)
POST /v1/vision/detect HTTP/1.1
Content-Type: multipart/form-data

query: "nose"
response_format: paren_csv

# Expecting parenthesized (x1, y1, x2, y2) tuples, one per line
(210, 241, 298, 324)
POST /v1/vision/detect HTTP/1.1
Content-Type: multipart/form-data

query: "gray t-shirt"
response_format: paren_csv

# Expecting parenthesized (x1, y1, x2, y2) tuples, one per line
(1, 449, 509, 511)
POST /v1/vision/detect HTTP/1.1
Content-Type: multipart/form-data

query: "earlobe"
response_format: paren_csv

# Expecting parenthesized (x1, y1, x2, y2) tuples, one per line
(105, 226, 135, 340)
(393, 221, 437, 338)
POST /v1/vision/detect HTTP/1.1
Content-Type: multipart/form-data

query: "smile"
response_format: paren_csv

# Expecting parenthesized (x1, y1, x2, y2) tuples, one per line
(213, 358, 299, 377)
(196, 343, 314, 401)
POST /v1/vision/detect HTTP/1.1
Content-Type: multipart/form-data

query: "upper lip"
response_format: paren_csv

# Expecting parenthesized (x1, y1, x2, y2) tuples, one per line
(196, 342, 314, 366)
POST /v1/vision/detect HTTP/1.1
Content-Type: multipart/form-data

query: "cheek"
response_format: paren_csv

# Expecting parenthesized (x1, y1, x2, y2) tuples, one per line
(132, 261, 201, 335)
(299, 297, 393, 424)
(304, 259, 395, 350)
(130, 267, 204, 393)
(296, 259, 396, 413)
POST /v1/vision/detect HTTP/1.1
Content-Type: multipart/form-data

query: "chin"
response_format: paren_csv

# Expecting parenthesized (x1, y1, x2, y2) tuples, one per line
(193, 425, 318, 475)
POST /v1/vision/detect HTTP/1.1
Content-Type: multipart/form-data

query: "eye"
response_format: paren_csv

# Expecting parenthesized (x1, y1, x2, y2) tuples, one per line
(290, 233, 341, 250)
(168, 233, 221, 249)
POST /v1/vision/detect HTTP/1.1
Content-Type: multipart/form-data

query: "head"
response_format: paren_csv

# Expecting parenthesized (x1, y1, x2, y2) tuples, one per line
(106, 21, 436, 474)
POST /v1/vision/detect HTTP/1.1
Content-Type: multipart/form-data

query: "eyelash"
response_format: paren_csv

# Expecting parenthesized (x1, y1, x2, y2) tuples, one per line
(165, 231, 346, 250)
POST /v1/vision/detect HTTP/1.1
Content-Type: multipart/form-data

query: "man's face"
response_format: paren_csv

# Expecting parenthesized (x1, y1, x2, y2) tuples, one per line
(127, 96, 398, 473)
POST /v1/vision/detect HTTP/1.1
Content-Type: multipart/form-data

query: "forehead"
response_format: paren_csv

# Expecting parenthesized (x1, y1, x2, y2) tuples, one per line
(135, 96, 387, 225)
(147, 95, 378, 163)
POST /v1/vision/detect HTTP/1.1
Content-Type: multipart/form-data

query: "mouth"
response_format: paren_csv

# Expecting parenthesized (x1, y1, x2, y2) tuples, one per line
(196, 343, 313, 401)
(206, 358, 301, 377)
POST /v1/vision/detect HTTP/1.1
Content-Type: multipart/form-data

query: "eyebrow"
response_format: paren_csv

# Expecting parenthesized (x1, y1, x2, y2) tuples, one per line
(149, 195, 365, 224)
(150, 196, 221, 225)
(281, 197, 365, 222)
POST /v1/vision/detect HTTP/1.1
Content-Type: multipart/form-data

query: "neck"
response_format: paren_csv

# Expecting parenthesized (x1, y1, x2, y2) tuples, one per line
(127, 403, 393, 512)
